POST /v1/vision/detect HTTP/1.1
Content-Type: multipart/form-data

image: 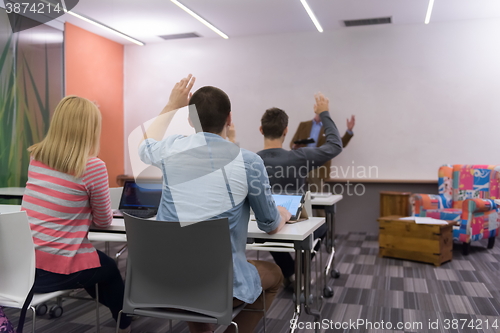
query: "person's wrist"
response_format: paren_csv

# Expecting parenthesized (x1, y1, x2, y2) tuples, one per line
(162, 102, 175, 113)
(164, 101, 186, 112)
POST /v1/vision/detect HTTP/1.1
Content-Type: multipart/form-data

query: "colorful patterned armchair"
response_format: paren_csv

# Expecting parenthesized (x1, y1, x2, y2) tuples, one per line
(412, 164, 500, 255)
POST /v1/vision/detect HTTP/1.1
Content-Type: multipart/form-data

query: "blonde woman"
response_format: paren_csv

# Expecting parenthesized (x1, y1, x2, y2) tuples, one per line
(21, 96, 131, 333)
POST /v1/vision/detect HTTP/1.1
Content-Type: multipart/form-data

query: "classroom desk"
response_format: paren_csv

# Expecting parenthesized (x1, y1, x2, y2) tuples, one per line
(248, 217, 324, 331)
(310, 193, 342, 298)
(0, 187, 25, 200)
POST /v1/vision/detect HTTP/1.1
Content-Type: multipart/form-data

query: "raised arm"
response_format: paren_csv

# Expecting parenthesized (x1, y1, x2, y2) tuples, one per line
(141, 74, 196, 143)
(295, 93, 342, 168)
(342, 115, 355, 147)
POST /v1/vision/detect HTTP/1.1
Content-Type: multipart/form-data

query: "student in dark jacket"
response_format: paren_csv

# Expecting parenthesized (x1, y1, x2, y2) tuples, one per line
(256, 93, 343, 286)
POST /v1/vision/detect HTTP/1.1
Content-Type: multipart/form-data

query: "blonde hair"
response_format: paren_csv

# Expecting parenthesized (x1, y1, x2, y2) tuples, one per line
(28, 96, 102, 178)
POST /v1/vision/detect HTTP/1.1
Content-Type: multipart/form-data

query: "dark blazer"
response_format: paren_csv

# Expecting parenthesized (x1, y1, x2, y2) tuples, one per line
(290, 120, 353, 179)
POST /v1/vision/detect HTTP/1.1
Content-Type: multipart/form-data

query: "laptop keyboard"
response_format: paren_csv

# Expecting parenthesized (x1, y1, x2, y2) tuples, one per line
(121, 209, 157, 219)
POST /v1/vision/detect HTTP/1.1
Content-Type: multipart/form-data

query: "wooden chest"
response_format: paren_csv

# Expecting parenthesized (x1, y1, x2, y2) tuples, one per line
(380, 191, 411, 217)
(378, 215, 453, 266)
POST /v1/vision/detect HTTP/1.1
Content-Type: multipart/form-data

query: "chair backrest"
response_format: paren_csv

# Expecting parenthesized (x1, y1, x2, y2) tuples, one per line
(109, 187, 123, 210)
(449, 165, 500, 208)
(0, 211, 35, 308)
(437, 165, 453, 208)
(122, 215, 234, 324)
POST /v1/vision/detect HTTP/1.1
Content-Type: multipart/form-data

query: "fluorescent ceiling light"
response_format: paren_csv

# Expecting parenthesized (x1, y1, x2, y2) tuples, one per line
(50, 0, 145, 45)
(300, 0, 323, 33)
(425, 0, 435, 24)
(170, 0, 229, 39)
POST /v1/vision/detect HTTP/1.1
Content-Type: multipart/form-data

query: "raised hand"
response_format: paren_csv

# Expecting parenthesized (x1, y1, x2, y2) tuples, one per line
(346, 115, 355, 131)
(313, 92, 329, 115)
(166, 74, 196, 112)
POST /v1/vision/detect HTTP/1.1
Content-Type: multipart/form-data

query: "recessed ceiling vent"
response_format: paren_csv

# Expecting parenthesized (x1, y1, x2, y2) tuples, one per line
(159, 32, 200, 40)
(343, 17, 392, 27)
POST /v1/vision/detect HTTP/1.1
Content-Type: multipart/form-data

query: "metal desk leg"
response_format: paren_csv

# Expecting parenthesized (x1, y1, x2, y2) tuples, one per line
(290, 236, 321, 333)
(290, 247, 302, 333)
(329, 205, 340, 279)
(322, 204, 339, 298)
(303, 247, 321, 332)
(324, 204, 335, 253)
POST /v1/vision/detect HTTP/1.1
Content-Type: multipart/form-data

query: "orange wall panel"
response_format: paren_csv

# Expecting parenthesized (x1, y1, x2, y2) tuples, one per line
(65, 23, 124, 186)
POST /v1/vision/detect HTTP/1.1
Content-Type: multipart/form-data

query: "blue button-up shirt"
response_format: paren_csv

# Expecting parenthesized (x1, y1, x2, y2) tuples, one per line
(139, 132, 281, 303)
(308, 119, 323, 147)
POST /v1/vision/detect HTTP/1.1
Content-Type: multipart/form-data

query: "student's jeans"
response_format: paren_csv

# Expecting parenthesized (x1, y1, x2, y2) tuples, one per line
(188, 260, 283, 333)
(33, 250, 131, 329)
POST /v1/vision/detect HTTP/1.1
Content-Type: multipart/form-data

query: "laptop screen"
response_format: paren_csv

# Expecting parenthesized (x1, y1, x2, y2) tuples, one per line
(272, 194, 304, 218)
(119, 181, 163, 210)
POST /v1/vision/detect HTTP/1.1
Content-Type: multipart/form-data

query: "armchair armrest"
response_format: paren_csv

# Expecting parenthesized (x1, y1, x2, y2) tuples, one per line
(460, 199, 499, 240)
(461, 198, 497, 214)
(411, 194, 442, 216)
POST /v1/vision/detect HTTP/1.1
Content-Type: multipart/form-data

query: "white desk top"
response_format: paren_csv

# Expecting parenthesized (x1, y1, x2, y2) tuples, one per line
(97, 217, 324, 241)
(247, 217, 325, 241)
(0, 205, 22, 213)
(1, 205, 325, 242)
(0, 187, 25, 197)
(310, 193, 343, 206)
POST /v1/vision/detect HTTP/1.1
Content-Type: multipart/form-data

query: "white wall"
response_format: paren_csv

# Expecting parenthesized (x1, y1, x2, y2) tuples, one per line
(124, 18, 500, 180)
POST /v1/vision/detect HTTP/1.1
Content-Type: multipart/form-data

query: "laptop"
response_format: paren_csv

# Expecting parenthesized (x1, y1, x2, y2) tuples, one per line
(113, 180, 162, 219)
(272, 193, 305, 223)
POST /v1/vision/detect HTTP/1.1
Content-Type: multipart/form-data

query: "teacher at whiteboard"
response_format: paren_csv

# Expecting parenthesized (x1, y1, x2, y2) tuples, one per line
(290, 111, 356, 190)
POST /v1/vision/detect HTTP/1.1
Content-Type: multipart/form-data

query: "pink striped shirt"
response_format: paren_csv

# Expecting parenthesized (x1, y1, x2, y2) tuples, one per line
(21, 157, 112, 274)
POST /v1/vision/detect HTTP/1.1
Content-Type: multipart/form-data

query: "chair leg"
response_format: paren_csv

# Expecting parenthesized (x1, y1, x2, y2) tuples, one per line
(116, 310, 122, 333)
(115, 244, 128, 264)
(30, 306, 36, 333)
(462, 242, 470, 255)
(230, 321, 239, 333)
(95, 284, 100, 333)
(487, 237, 495, 249)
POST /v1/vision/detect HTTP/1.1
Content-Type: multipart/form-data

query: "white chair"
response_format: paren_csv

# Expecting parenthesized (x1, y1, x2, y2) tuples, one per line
(109, 187, 123, 210)
(0, 211, 98, 332)
(88, 187, 127, 262)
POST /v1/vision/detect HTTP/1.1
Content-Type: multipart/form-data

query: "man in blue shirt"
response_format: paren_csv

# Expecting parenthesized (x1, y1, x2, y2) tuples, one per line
(139, 74, 291, 333)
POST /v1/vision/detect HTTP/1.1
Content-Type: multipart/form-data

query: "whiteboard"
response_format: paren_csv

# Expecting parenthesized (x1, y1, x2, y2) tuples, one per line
(125, 18, 500, 180)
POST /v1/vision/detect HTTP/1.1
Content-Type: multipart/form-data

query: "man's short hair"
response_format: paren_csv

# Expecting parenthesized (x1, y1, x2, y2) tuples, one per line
(189, 86, 231, 134)
(261, 107, 288, 139)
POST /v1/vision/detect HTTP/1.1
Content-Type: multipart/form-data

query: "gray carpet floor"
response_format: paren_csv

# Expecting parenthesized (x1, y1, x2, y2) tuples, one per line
(4, 233, 500, 333)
